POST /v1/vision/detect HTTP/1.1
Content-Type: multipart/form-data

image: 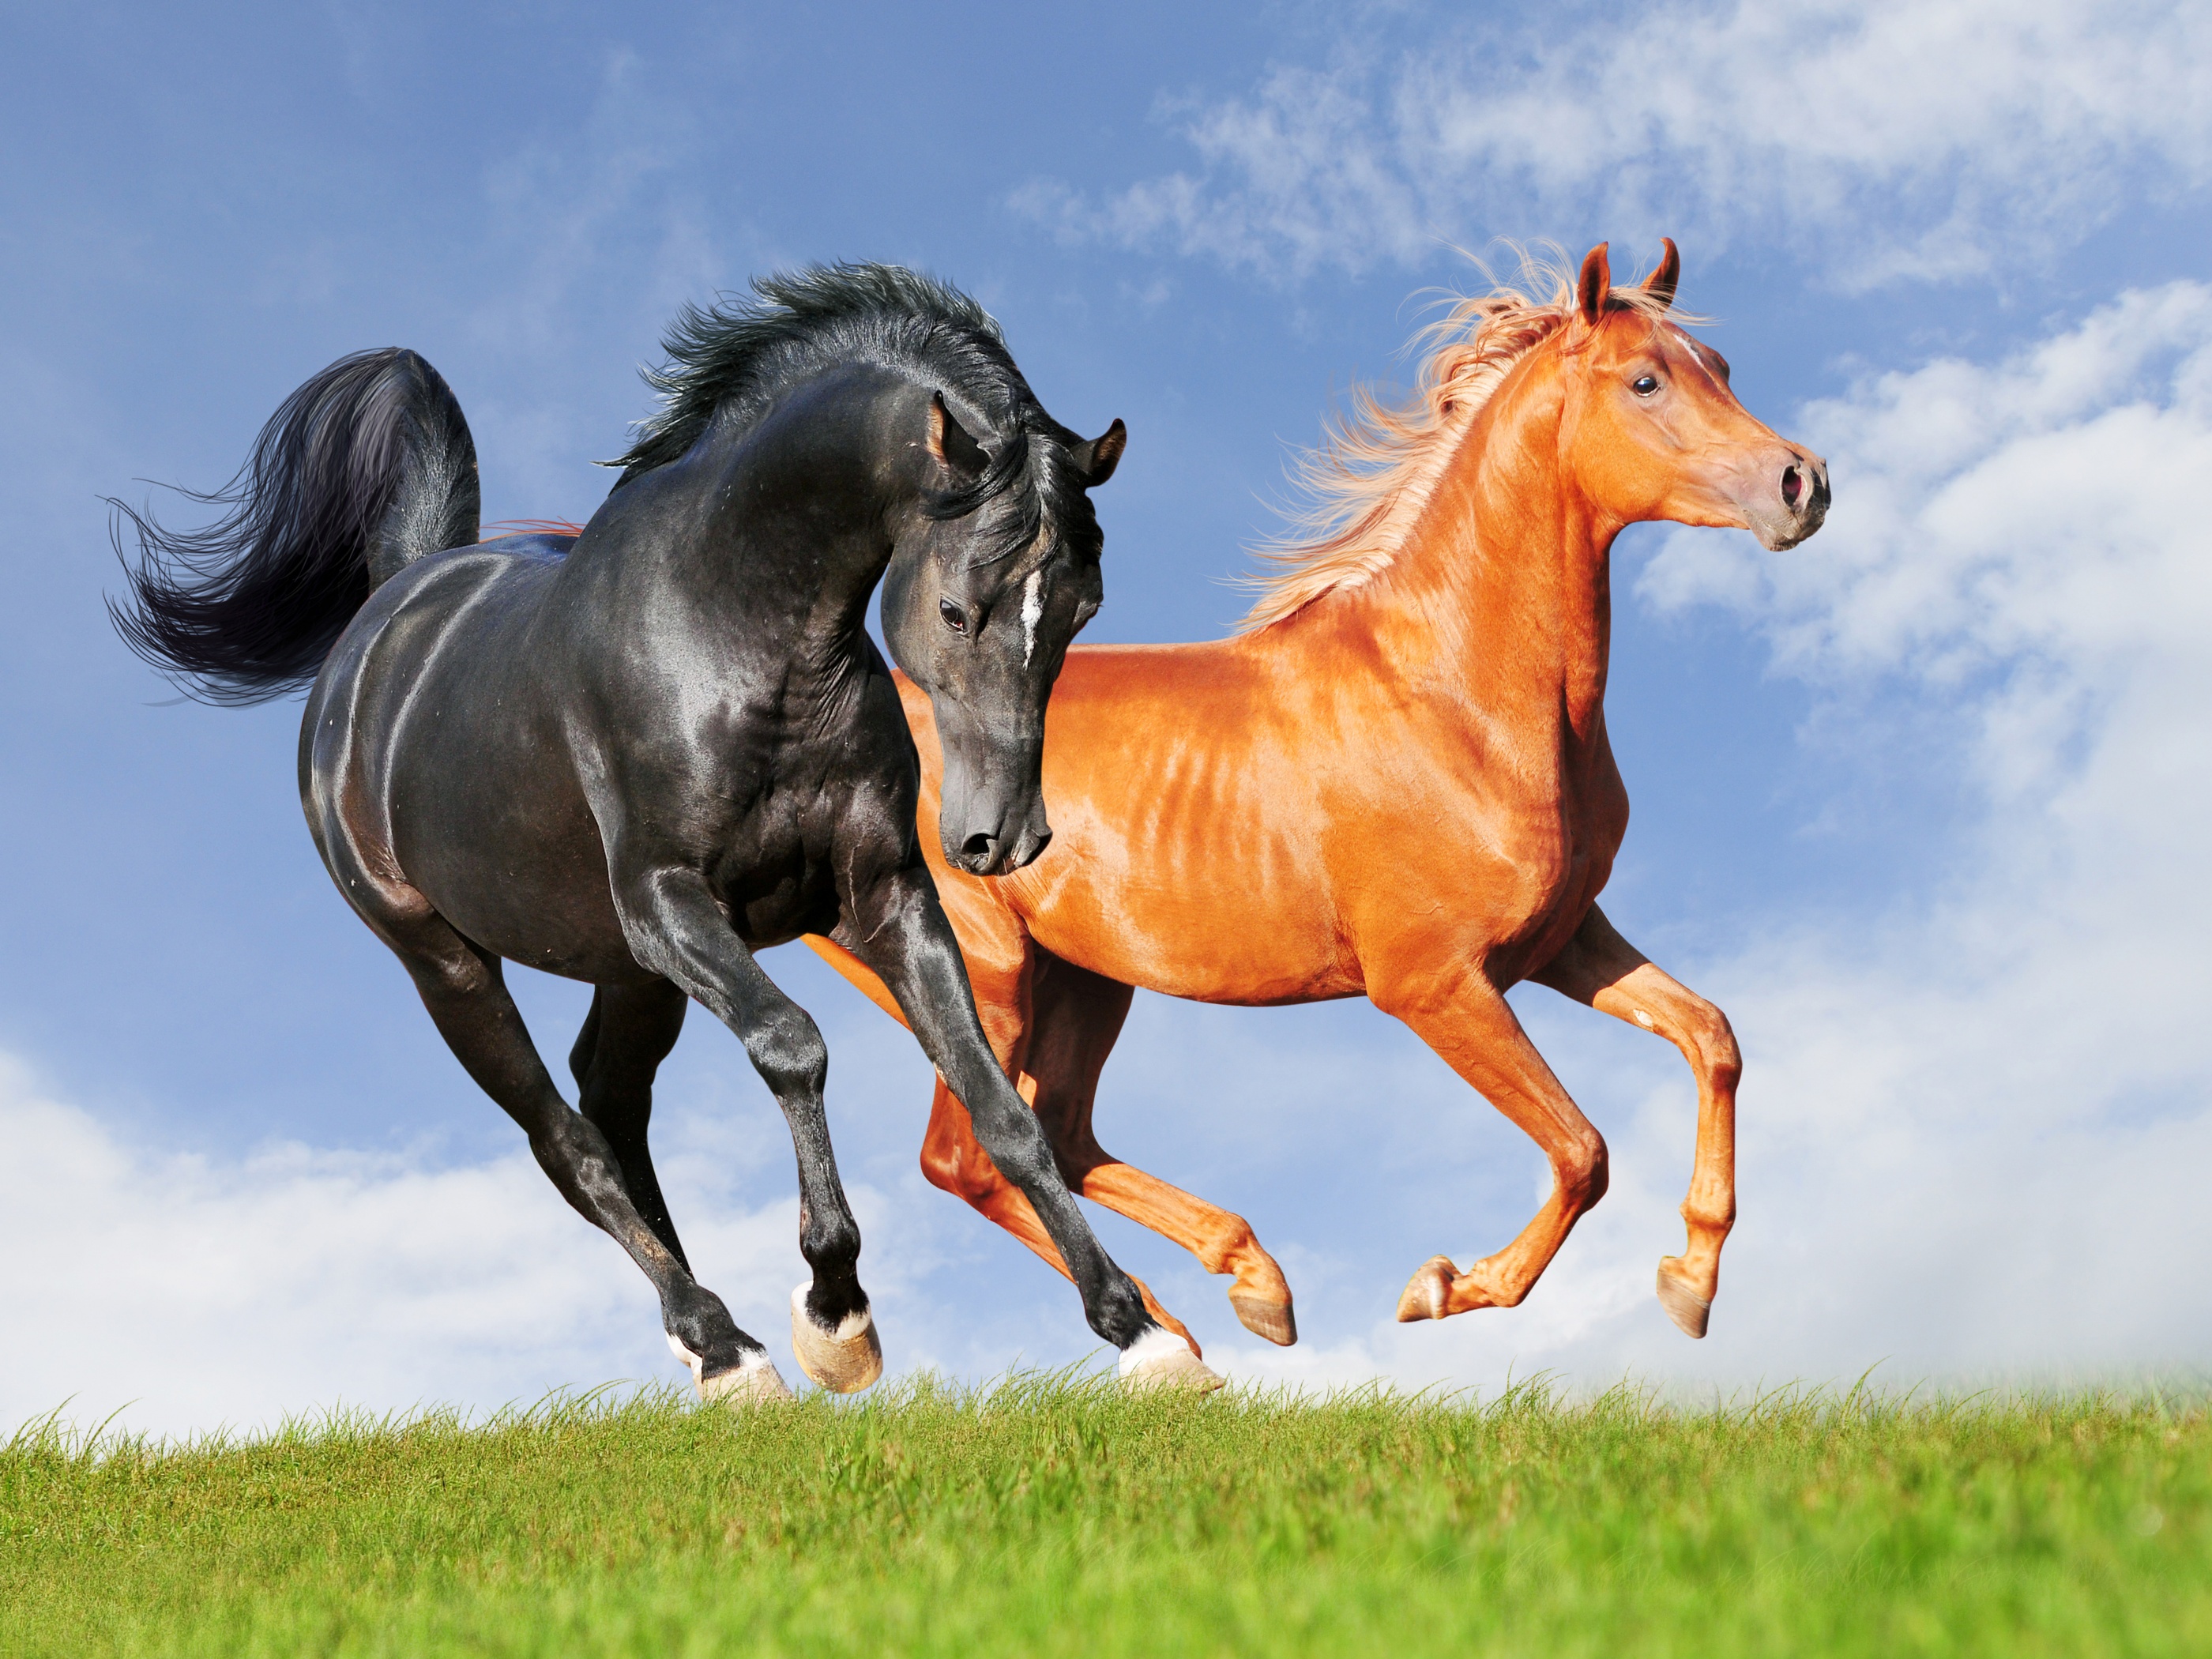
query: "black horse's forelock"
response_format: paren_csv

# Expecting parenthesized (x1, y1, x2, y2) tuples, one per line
(107, 348, 462, 706)
(956, 428, 1103, 574)
(608, 261, 1088, 573)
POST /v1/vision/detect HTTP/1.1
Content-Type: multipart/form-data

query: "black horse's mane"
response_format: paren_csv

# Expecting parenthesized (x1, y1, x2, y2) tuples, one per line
(608, 263, 1092, 564)
(110, 265, 1097, 709)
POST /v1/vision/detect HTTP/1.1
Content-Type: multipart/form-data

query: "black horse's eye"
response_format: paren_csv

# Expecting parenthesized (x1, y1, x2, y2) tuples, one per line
(1632, 374, 1662, 397)
(939, 598, 969, 634)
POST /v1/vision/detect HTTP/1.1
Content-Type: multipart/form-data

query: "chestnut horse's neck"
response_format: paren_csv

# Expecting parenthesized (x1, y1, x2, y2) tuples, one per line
(1273, 349, 1618, 753)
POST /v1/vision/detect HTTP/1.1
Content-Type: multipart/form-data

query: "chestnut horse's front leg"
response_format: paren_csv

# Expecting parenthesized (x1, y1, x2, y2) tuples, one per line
(1532, 903, 1740, 1337)
(1371, 958, 1612, 1321)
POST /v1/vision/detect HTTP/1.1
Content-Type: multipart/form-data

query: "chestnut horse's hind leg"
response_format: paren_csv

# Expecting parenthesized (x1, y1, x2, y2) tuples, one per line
(570, 980, 691, 1270)
(1372, 958, 1611, 1322)
(825, 872, 1217, 1390)
(809, 938, 1247, 1353)
(375, 905, 790, 1402)
(915, 1078, 1206, 1353)
(1533, 904, 1739, 1338)
(1019, 954, 1296, 1346)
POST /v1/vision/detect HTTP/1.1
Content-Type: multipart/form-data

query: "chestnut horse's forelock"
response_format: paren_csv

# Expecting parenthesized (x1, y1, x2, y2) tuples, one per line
(1240, 247, 1693, 632)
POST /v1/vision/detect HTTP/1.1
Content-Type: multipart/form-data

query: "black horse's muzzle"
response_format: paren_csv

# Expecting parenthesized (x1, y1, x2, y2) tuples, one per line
(942, 790, 1053, 876)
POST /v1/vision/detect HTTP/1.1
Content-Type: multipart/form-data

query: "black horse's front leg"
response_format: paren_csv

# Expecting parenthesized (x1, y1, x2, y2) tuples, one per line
(839, 862, 1220, 1390)
(614, 866, 883, 1394)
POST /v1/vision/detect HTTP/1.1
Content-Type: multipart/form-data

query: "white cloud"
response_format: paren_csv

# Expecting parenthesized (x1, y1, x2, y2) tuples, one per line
(1022, 0, 2212, 284)
(1186, 280, 2212, 1392)
(0, 1051, 958, 1438)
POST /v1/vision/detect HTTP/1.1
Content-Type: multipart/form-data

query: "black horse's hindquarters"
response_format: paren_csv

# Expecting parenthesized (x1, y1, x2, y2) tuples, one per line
(300, 359, 1156, 1390)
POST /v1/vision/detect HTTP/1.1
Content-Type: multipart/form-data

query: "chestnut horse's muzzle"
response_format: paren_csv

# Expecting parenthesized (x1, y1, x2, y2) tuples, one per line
(1738, 446, 1831, 550)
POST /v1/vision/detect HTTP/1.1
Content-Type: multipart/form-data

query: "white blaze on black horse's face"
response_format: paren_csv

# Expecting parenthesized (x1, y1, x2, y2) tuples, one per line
(882, 390, 1119, 876)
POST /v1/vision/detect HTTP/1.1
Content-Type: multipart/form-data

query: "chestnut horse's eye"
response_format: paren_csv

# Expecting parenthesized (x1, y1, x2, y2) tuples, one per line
(939, 598, 969, 634)
(1632, 374, 1661, 397)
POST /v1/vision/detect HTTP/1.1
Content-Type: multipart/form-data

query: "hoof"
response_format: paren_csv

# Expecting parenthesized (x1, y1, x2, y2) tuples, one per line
(1118, 1326, 1225, 1395)
(790, 1285, 884, 1394)
(1656, 1267, 1712, 1339)
(668, 1334, 793, 1405)
(700, 1358, 796, 1405)
(1396, 1255, 1458, 1322)
(1228, 1292, 1298, 1347)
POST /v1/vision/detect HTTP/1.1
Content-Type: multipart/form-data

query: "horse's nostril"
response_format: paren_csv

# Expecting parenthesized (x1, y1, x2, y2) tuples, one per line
(961, 832, 995, 860)
(1782, 465, 1803, 508)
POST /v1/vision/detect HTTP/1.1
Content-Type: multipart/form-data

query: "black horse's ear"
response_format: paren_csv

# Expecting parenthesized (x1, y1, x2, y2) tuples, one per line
(1069, 418, 1127, 488)
(1642, 237, 1680, 310)
(1577, 242, 1612, 325)
(927, 392, 988, 480)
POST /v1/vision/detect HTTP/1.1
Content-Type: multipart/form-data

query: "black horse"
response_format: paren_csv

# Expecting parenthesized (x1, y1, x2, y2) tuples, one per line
(113, 265, 1216, 1399)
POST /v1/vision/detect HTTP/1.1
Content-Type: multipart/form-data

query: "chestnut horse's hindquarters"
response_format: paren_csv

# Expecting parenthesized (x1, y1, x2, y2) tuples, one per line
(809, 239, 1821, 1352)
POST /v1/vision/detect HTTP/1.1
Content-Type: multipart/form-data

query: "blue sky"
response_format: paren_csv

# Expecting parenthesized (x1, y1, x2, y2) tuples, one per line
(4, 1, 2209, 1431)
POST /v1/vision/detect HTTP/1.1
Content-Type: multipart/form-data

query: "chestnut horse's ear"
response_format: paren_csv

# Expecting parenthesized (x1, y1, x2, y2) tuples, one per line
(1642, 237, 1680, 309)
(1577, 243, 1612, 325)
(1069, 418, 1127, 488)
(926, 391, 988, 480)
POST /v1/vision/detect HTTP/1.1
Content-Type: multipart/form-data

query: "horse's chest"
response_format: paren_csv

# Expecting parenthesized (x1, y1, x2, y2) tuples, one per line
(1478, 775, 1627, 964)
(711, 822, 842, 946)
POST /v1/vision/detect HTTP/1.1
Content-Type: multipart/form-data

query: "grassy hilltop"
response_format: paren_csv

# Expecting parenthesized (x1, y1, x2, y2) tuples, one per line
(4, 1375, 2206, 1657)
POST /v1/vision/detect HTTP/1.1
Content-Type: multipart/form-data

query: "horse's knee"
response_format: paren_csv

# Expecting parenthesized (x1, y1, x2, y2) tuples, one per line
(747, 1005, 828, 1100)
(962, 1093, 1059, 1190)
(920, 1117, 1001, 1202)
(1044, 1117, 1111, 1187)
(1556, 1128, 1609, 1209)
(1686, 1001, 1741, 1092)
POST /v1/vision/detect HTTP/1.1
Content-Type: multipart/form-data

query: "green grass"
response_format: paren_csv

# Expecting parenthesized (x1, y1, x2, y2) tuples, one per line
(4, 1374, 2206, 1657)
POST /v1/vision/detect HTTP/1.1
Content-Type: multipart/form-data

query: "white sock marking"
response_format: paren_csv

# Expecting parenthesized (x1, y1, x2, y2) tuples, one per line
(1117, 1324, 1197, 1376)
(792, 1281, 875, 1341)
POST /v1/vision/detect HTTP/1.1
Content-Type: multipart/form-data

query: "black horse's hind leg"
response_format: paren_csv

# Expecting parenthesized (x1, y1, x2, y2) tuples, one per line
(378, 909, 786, 1401)
(570, 980, 691, 1270)
(612, 870, 882, 1393)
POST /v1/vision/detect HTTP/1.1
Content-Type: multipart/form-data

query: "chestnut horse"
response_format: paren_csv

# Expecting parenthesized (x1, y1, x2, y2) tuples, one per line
(807, 243, 1829, 1356)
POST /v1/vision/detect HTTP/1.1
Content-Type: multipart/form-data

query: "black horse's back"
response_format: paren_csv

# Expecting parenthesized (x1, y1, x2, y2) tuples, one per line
(110, 348, 480, 705)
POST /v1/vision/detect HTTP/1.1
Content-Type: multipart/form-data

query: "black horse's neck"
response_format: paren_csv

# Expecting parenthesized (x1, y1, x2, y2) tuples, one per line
(602, 363, 924, 675)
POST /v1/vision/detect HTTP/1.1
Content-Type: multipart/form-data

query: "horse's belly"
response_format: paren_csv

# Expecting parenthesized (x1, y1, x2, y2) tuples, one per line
(409, 828, 645, 983)
(385, 739, 647, 983)
(1022, 871, 1361, 1006)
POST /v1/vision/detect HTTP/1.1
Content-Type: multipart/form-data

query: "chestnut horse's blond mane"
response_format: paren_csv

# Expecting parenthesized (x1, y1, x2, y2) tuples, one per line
(1239, 250, 1686, 632)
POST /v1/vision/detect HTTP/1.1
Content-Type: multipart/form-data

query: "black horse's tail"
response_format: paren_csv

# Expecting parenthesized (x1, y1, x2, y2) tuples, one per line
(109, 348, 480, 705)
